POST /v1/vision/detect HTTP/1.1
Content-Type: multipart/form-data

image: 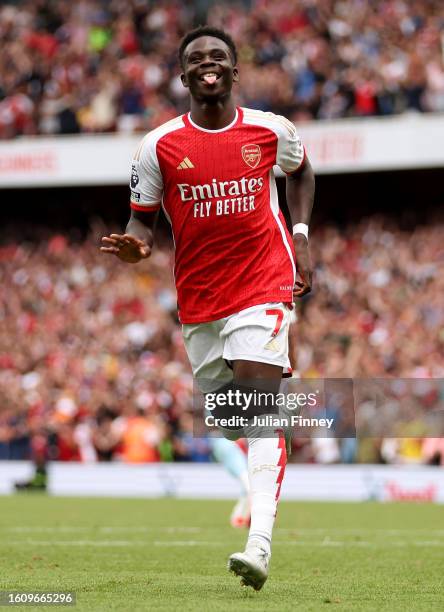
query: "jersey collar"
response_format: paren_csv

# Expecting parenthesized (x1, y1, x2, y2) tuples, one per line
(184, 107, 242, 133)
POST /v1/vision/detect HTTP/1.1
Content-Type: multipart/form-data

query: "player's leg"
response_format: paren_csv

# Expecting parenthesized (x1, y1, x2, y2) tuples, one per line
(222, 303, 292, 590)
(210, 437, 250, 528)
(227, 361, 285, 589)
(182, 320, 232, 393)
(182, 321, 248, 528)
(183, 305, 291, 589)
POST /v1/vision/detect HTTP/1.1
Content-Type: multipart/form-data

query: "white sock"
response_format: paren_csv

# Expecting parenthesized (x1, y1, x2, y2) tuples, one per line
(246, 430, 287, 556)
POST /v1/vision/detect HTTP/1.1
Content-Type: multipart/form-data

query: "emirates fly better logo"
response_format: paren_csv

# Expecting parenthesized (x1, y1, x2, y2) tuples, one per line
(241, 144, 261, 169)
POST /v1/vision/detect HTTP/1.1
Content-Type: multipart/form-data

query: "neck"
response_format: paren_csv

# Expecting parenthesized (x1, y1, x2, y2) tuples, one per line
(189, 97, 236, 130)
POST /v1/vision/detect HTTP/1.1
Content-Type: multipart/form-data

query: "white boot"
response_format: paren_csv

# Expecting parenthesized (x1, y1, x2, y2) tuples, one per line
(228, 544, 270, 590)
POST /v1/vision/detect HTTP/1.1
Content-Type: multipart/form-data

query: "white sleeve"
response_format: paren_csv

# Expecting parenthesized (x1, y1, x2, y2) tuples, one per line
(129, 134, 163, 210)
(274, 115, 305, 174)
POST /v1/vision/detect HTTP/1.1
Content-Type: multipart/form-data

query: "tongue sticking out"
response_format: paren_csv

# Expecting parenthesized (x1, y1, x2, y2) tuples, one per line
(203, 74, 217, 85)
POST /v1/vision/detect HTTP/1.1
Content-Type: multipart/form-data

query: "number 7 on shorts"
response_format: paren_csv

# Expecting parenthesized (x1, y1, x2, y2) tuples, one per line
(265, 308, 283, 337)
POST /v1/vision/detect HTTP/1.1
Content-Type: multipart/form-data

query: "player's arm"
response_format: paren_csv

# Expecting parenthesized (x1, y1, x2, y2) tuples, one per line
(101, 135, 163, 264)
(275, 117, 315, 298)
(125, 208, 157, 247)
(286, 157, 315, 298)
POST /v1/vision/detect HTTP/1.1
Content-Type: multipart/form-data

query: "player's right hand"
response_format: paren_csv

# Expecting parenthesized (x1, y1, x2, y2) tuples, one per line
(293, 234, 312, 298)
(100, 233, 151, 263)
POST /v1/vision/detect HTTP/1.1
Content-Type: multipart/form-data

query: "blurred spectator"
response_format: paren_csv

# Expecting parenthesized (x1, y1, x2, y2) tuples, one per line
(173, 412, 212, 462)
(0, 0, 444, 138)
(91, 406, 120, 461)
(116, 407, 163, 464)
(422, 439, 444, 465)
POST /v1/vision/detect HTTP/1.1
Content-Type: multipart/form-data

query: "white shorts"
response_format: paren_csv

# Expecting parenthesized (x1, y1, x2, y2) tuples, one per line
(182, 302, 292, 393)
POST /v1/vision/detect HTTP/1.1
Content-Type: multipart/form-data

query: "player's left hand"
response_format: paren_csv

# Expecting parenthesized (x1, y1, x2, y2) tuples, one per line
(293, 234, 312, 299)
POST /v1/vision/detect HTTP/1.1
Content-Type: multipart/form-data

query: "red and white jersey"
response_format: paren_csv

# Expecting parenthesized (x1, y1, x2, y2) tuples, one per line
(130, 107, 305, 324)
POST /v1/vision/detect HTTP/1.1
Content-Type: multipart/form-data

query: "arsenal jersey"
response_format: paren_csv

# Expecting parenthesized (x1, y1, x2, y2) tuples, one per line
(129, 107, 306, 324)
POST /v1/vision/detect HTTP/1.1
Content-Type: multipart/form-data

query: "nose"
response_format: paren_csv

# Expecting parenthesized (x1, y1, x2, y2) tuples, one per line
(200, 56, 217, 68)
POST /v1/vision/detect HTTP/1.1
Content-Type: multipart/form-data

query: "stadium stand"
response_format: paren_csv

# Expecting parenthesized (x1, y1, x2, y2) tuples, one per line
(0, 0, 443, 137)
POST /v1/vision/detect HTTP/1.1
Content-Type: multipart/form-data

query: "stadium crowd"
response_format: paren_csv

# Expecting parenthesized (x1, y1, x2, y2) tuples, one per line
(1, 0, 444, 138)
(1, 217, 443, 465)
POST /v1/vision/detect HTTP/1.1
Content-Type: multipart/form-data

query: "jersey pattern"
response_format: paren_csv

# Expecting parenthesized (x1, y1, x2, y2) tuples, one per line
(130, 107, 305, 324)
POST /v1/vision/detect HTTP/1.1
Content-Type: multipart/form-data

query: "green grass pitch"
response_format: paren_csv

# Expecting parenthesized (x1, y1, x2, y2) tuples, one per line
(1, 496, 444, 611)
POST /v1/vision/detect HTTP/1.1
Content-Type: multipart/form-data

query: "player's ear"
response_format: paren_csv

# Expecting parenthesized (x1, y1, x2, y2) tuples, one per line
(180, 72, 189, 88)
(233, 67, 239, 83)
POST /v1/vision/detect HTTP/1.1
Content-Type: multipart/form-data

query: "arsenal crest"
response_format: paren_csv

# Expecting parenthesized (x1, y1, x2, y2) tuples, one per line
(242, 144, 261, 169)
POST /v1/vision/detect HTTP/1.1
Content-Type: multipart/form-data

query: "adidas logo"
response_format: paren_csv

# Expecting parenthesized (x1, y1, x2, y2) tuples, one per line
(264, 338, 280, 352)
(177, 157, 194, 170)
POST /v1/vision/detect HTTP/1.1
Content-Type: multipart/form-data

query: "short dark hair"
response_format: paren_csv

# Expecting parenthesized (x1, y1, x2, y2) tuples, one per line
(179, 26, 237, 69)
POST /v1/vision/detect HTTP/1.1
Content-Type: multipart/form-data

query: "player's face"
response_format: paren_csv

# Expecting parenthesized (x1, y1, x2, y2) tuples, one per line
(181, 36, 238, 102)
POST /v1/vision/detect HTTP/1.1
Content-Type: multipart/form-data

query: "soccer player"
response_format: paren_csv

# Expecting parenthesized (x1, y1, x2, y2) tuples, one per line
(101, 26, 315, 590)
